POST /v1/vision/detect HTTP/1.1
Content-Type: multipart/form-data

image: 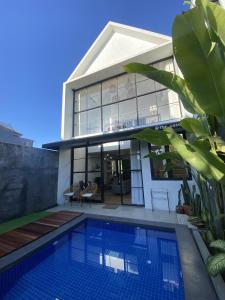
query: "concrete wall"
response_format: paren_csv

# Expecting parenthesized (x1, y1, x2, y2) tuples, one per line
(57, 149, 71, 205)
(0, 142, 59, 222)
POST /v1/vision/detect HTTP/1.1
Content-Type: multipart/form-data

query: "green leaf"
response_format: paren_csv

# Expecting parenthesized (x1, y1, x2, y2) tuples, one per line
(172, 0, 225, 125)
(206, 253, 225, 277)
(164, 127, 225, 183)
(131, 128, 170, 146)
(145, 151, 182, 161)
(180, 118, 209, 138)
(191, 139, 211, 152)
(124, 63, 204, 115)
(210, 239, 225, 253)
(201, 0, 225, 50)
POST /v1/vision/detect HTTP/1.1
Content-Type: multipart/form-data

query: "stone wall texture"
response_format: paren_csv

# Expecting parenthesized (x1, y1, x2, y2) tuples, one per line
(0, 142, 59, 222)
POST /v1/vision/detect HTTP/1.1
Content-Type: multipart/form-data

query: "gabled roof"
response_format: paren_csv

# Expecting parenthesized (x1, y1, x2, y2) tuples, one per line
(67, 21, 171, 82)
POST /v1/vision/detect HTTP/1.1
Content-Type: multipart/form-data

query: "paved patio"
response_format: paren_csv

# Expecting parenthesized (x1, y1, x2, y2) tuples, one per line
(48, 203, 181, 224)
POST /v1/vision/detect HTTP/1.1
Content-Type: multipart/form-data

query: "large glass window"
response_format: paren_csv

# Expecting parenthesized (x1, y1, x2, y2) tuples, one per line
(150, 139, 189, 180)
(73, 58, 182, 137)
(103, 103, 119, 132)
(118, 74, 136, 100)
(102, 78, 117, 105)
(75, 84, 101, 112)
(74, 108, 101, 136)
(118, 98, 137, 129)
(72, 140, 144, 205)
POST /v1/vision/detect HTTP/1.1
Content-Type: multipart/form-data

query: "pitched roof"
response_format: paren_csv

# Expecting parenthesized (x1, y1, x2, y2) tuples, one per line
(67, 21, 171, 81)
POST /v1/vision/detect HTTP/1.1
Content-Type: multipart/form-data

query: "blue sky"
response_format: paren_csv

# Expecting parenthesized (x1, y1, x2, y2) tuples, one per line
(0, 0, 187, 147)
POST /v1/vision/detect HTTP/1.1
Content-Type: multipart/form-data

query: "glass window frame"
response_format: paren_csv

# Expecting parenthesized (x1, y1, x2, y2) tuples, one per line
(148, 132, 192, 181)
(72, 57, 181, 138)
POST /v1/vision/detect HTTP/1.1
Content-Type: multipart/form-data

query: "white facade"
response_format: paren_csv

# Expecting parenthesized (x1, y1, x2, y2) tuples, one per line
(48, 22, 191, 211)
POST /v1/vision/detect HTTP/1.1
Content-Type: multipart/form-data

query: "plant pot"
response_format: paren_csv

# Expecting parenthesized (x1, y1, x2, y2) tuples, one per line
(183, 204, 193, 216)
(176, 204, 184, 214)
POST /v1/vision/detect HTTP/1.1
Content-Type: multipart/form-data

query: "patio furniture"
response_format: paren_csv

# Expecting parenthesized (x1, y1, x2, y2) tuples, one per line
(80, 183, 98, 206)
(150, 189, 170, 212)
(64, 182, 84, 205)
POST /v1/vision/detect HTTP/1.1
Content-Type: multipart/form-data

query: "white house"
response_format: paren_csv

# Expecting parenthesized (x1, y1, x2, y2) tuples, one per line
(43, 22, 191, 211)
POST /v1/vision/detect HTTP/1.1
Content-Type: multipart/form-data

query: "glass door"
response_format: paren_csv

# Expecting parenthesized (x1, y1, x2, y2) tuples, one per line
(103, 142, 121, 205)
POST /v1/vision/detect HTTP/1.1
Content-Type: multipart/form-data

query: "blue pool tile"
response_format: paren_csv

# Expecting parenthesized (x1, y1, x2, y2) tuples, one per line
(0, 219, 184, 300)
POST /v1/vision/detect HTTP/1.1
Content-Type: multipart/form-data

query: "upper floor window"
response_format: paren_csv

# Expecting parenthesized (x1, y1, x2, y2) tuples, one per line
(73, 58, 182, 137)
(75, 84, 101, 112)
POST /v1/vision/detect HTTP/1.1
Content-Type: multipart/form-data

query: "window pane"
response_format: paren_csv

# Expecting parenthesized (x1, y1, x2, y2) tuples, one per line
(138, 94, 159, 126)
(156, 90, 179, 107)
(88, 145, 101, 172)
(74, 108, 101, 136)
(102, 78, 117, 105)
(118, 74, 136, 100)
(119, 98, 137, 129)
(158, 103, 181, 122)
(75, 84, 100, 112)
(74, 159, 85, 172)
(74, 147, 86, 159)
(73, 173, 85, 186)
(74, 111, 88, 136)
(87, 108, 101, 134)
(103, 103, 119, 132)
(87, 84, 101, 109)
(75, 89, 87, 112)
(136, 78, 155, 96)
(87, 172, 102, 201)
(151, 145, 168, 179)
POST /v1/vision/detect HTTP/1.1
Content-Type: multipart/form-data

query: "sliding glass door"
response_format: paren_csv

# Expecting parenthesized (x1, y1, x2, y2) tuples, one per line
(71, 140, 144, 206)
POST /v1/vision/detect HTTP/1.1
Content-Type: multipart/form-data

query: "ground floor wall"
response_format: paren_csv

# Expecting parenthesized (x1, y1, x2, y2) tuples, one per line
(0, 142, 59, 222)
(57, 141, 191, 211)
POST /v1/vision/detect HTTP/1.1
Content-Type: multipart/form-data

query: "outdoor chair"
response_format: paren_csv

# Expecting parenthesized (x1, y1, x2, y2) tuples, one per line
(80, 182, 98, 207)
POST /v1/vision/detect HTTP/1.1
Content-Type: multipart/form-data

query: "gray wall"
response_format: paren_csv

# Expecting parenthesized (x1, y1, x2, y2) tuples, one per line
(0, 142, 59, 222)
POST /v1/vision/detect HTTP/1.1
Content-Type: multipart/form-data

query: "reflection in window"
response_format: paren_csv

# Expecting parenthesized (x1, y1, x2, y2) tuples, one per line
(103, 103, 119, 132)
(119, 98, 137, 129)
(150, 144, 188, 180)
(74, 108, 101, 136)
(102, 78, 117, 105)
(136, 74, 156, 96)
(138, 93, 159, 126)
(73, 58, 182, 138)
(75, 84, 101, 112)
(118, 74, 136, 100)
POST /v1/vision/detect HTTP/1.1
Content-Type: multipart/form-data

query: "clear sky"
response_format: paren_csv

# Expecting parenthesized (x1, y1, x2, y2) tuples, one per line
(0, 0, 187, 147)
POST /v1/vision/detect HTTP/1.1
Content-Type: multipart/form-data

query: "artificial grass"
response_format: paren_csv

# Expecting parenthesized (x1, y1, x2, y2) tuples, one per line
(0, 211, 52, 235)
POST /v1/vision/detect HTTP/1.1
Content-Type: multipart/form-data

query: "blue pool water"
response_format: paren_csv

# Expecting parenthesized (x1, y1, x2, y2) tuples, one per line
(0, 219, 184, 300)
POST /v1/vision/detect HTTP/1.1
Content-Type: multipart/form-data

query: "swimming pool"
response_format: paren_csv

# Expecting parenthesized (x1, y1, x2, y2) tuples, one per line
(0, 218, 184, 300)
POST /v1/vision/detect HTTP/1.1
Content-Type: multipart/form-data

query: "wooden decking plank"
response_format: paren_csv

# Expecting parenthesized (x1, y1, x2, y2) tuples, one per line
(0, 211, 82, 258)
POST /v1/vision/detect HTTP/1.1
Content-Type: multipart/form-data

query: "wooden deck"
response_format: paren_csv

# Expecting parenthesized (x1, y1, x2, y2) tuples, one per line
(0, 211, 82, 258)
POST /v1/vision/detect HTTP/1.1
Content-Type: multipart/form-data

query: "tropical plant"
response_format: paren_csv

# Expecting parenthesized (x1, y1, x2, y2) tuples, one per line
(124, 0, 225, 184)
(124, 0, 225, 275)
(206, 240, 225, 277)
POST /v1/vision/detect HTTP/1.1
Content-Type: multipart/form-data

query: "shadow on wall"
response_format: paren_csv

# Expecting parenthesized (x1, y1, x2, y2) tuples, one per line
(0, 143, 59, 223)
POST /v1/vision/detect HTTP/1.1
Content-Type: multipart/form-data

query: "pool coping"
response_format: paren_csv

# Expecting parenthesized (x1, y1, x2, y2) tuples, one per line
(0, 213, 218, 300)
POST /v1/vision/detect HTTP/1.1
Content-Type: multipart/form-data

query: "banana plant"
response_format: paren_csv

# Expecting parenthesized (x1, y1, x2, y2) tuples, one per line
(206, 240, 225, 276)
(124, 0, 225, 276)
(124, 0, 225, 184)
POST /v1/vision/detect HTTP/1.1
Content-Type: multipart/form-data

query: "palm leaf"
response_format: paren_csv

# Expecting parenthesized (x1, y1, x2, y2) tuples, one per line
(206, 253, 225, 276)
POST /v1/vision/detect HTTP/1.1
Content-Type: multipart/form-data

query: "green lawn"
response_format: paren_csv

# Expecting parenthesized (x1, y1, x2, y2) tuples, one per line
(0, 211, 51, 234)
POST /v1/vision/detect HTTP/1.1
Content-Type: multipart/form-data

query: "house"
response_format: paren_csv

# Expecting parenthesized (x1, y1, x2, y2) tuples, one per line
(0, 122, 33, 147)
(43, 22, 191, 211)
